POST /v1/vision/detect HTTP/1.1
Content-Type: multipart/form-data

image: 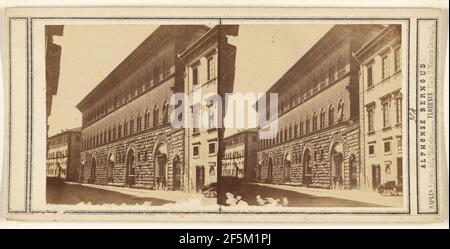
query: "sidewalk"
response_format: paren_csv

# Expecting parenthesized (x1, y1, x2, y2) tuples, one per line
(253, 183, 404, 207)
(69, 182, 217, 205)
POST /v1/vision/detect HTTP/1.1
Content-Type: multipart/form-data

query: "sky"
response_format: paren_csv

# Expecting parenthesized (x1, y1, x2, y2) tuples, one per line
(47, 24, 333, 137)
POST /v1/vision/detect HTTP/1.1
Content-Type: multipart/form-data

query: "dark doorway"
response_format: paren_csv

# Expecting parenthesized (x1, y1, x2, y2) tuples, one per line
(372, 164, 381, 190)
(79, 164, 84, 183)
(89, 158, 96, 184)
(303, 149, 312, 187)
(173, 155, 182, 191)
(196, 165, 205, 192)
(284, 157, 291, 183)
(267, 157, 273, 183)
(126, 150, 135, 187)
(107, 157, 114, 184)
(330, 142, 344, 189)
(349, 154, 358, 189)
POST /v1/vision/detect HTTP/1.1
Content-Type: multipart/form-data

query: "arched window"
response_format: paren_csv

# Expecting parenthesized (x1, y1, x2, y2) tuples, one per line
(108, 127, 112, 142)
(137, 113, 142, 132)
(299, 119, 304, 137)
(123, 119, 128, 137)
(329, 105, 335, 126)
(162, 101, 169, 124)
(320, 108, 326, 129)
(338, 56, 346, 77)
(305, 116, 310, 134)
(153, 105, 159, 126)
(103, 129, 107, 143)
(289, 125, 293, 140)
(118, 123, 122, 138)
(313, 112, 318, 132)
(329, 65, 335, 83)
(113, 124, 117, 140)
(284, 127, 288, 141)
(144, 109, 150, 129)
(337, 100, 344, 123)
(294, 123, 298, 138)
(130, 116, 135, 134)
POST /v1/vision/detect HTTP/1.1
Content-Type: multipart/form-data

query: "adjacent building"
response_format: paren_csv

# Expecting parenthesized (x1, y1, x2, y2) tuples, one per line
(256, 25, 384, 190)
(222, 129, 258, 181)
(354, 25, 403, 191)
(76, 25, 210, 191)
(179, 25, 238, 192)
(46, 128, 81, 182)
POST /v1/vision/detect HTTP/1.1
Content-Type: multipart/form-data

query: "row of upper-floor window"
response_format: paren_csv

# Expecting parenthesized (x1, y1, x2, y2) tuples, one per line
(83, 62, 173, 127)
(275, 57, 348, 116)
(366, 45, 401, 89)
(366, 92, 402, 134)
(82, 102, 170, 150)
(224, 149, 245, 159)
(191, 56, 216, 86)
(48, 134, 79, 145)
(47, 149, 68, 159)
(259, 101, 345, 150)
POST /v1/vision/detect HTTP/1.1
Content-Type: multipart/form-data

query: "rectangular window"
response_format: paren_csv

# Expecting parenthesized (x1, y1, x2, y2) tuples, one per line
(193, 146, 199, 157)
(382, 55, 389, 79)
(208, 142, 216, 155)
(367, 66, 373, 88)
(207, 56, 214, 80)
(369, 144, 375, 155)
(367, 107, 375, 133)
(192, 67, 198, 85)
(384, 141, 391, 153)
(394, 47, 401, 72)
(382, 101, 390, 128)
(397, 137, 402, 152)
(395, 97, 402, 124)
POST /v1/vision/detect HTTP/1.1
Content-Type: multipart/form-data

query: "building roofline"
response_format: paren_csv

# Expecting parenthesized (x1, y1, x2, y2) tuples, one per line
(353, 25, 400, 59)
(76, 25, 210, 111)
(48, 127, 81, 139)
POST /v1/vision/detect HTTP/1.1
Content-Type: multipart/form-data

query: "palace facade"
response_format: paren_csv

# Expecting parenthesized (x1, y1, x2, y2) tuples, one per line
(354, 25, 403, 191)
(256, 25, 385, 190)
(76, 26, 210, 191)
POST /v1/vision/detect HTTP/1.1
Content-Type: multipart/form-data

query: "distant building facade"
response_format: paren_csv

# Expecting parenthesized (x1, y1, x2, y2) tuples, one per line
(180, 25, 238, 192)
(46, 128, 81, 182)
(256, 25, 384, 190)
(354, 25, 403, 191)
(76, 26, 210, 191)
(222, 129, 258, 181)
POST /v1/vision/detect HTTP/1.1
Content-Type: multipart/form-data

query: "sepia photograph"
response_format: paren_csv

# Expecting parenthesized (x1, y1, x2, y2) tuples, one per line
(44, 23, 405, 209)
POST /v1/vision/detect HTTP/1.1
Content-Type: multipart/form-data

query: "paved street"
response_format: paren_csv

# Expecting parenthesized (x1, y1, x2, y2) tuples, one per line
(219, 178, 391, 207)
(47, 180, 175, 205)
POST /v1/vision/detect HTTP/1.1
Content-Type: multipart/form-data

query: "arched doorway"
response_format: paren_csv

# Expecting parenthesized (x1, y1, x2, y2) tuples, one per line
(303, 149, 312, 187)
(267, 157, 273, 183)
(154, 143, 168, 190)
(172, 155, 182, 191)
(89, 157, 96, 184)
(107, 153, 115, 184)
(79, 159, 85, 183)
(330, 142, 344, 189)
(349, 154, 357, 189)
(125, 149, 135, 187)
(284, 152, 291, 183)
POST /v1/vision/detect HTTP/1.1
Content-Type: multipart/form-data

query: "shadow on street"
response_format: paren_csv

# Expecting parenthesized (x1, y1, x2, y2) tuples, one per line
(46, 179, 175, 205)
